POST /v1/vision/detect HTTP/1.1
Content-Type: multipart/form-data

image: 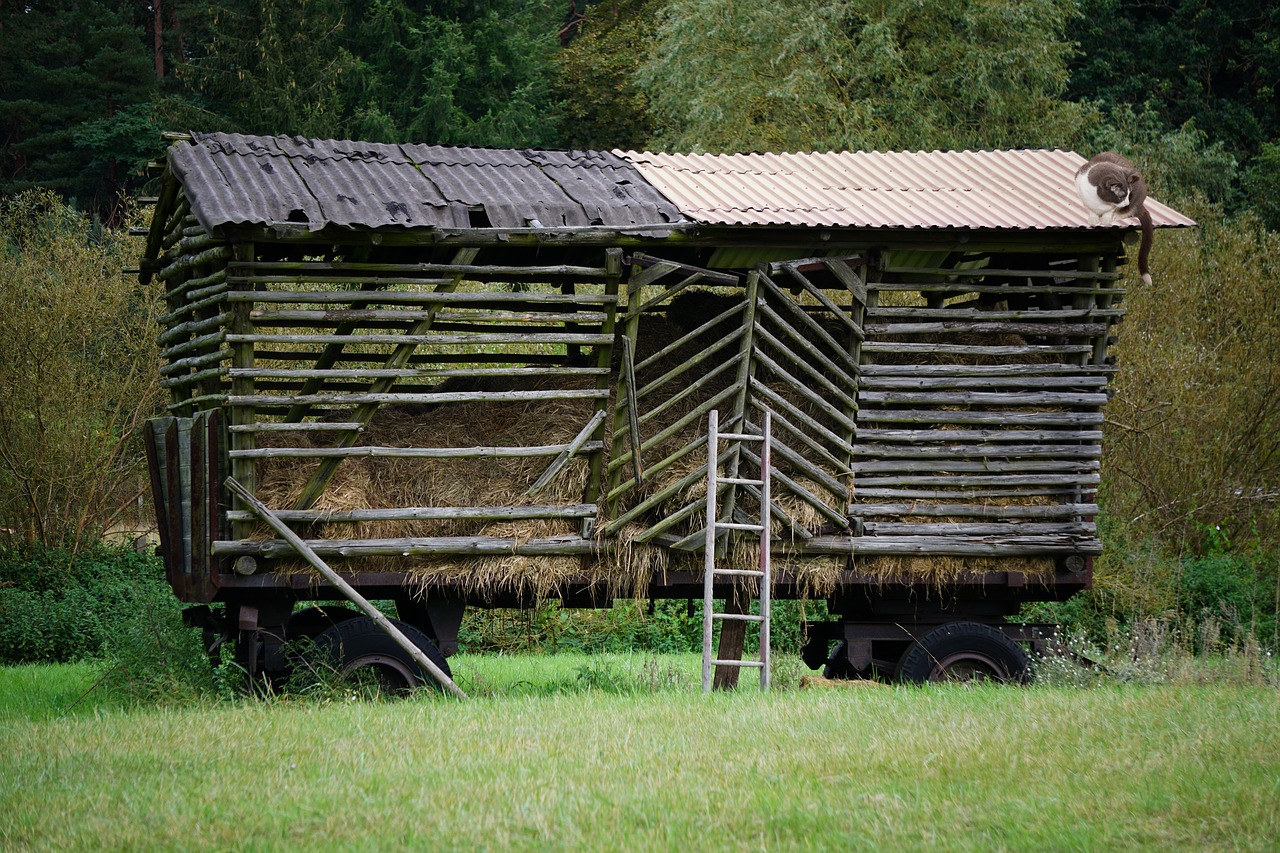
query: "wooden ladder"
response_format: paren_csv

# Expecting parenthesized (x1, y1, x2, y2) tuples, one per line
(701, 409, 773, 692)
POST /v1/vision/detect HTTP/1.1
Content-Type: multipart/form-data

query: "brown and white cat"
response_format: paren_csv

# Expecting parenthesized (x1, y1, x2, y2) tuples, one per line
(1075, 152, 1154, 285)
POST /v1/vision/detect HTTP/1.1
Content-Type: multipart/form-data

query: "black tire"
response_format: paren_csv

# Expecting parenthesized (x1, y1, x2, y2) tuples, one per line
(312, 615, 452, 694)
(285, 605, 361, 641)
(896, 622, 1031, 684)
(822, 641, 859, 679)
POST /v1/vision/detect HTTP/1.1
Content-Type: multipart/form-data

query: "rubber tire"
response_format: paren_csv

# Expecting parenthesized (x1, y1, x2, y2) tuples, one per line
(285, 605, 361, 641)
(896, 622, 1031, 684)
(312, 615, 452, 694)
(822, 641, 860, 679)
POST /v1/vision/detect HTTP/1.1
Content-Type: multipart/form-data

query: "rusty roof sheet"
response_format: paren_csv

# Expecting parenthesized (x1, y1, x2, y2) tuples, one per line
(170, 133, 685, 235)
(615, 148, 1196, 230)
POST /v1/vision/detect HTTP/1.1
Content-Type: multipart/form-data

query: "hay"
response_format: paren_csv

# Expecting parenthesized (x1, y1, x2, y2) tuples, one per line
(246, 286, 1073, 599)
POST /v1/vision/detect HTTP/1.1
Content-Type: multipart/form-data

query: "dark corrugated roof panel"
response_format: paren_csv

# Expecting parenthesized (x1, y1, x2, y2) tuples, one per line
(615, 148, 1197, 230)
(170, 133, 686, 235)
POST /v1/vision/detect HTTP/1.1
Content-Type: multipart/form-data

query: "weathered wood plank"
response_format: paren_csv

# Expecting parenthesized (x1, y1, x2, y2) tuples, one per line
(858, 391, 1110, 407)
(863, 521, 1096, 536)
(854, 428, 1104, 442)
(855, 473, 1101, 487)
(225, 504, 597, 523)
(860, 341, 1094, 356)
(864, 321, 1108, 336)
(857, 410, 1104, 426)
(849, 443, 1102, 459)
(226, 289, 618, 306)
(860, 375, 1110, 390)
(213, 533, 598, 558)
(227, 388, 608, 407)
(859, 363, 1116, 376)
(226, 332, 613, 346)
(851, 459, 1099, 474)
(804, 535, 1102, 556)
(230, 441, 605, 460)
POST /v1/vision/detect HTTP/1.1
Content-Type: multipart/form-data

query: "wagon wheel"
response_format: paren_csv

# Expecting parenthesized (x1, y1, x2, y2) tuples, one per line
(312, 615, 452, 695)
(896, 621, 1031, 684)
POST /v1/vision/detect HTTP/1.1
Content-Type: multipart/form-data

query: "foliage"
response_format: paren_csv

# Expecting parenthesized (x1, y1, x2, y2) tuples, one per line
(0, 191, 162, 550)
(458, 597, 826, 656)
(0, 544, 213, 702)
(1068, 0, 1280, 161)
(637, 0, 1094, 153)
(0, 1, 162, 215)
(555, 0, 664, 150)
(1101, 201, 1280, 556)
(168, 0, 566, 148)
(1240, 143, 1280, 232)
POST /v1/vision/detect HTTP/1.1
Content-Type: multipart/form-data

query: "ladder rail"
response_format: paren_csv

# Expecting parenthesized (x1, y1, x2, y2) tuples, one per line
(702, 408, 773, 692)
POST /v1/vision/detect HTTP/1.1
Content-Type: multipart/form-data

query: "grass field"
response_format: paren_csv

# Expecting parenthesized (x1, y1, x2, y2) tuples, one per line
(2, 654, 1279, 850)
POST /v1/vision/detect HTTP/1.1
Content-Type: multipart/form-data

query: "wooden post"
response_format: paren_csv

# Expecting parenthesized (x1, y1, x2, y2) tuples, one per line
(225, 477, 467, 699)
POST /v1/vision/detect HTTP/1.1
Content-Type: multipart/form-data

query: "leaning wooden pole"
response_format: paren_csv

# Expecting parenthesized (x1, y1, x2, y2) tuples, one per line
(224, 477, 467, 699)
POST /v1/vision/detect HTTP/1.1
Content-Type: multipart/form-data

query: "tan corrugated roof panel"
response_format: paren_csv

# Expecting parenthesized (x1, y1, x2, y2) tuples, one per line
(615, 148, 1196, 230)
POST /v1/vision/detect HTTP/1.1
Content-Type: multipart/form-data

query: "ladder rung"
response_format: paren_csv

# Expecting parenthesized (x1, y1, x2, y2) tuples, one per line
(716, 522, 764, 532)
(718, 432, 763, 442)
(713, 612, 765, 623)
(719, 477, 763, 486)
(712, 568, 765, 578)
(710, 659, 765, 668)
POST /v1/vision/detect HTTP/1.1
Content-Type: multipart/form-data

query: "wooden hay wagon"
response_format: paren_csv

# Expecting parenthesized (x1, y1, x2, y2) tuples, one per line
(141, 134, 1194, 688)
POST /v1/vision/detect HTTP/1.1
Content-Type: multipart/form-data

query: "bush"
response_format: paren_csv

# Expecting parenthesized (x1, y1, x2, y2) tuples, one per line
(0, 190, 162, 551)
(0, 544, 212, 700)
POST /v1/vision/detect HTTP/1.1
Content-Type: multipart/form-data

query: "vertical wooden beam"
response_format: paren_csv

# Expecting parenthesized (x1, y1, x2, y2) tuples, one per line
(583, 248, 623, 519)
(607, 254, 648, 517)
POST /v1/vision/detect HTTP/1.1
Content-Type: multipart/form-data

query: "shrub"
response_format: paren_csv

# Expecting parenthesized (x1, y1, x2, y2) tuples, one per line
(0, 190, 162, 551)
(0, 544, 212, 700)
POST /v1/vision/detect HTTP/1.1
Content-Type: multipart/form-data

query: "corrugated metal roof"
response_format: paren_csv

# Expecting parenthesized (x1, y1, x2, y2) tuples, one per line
(615, 148, 1196, 230)
(170, 133, 686, 235)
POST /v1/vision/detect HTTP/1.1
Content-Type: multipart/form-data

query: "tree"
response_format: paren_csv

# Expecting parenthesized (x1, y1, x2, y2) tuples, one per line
(0, 190, 162, 551)
(1068, 0, 1280, 161)
(166, 0, 566, 148)
(0, 1, 161, 215)
(637, 0, 1094, 153)
(555, 0, 665, 151)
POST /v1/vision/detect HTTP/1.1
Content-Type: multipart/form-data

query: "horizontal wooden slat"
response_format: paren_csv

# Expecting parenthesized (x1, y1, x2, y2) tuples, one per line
(860, 342, 1093, 356)
(229, 441, 603, 460)
(857, 410, 1104, 426)
(859, 363, 1116, 377)
(212, 534, 596, 558)
(864, 321, 1108, 337)
(853, 428, 1105, 442)
(852, 503, 1098, 518)
(226, 388, 607, 407)
(849, 443, 1102, 459)
(225, 504, 597, 523)
(863, 521, 1096, 536)
(860, 375, 1110, 390)
(804, 534, 1101, 556)
(226, 289, 617, 306)
(858, 391, 1110, 407)
(226, 331, 612, 346)
(851, 460, 1099, 474)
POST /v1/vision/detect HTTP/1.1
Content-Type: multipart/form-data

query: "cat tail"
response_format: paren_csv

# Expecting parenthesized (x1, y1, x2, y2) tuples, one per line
(1137, 206, 1154, 285)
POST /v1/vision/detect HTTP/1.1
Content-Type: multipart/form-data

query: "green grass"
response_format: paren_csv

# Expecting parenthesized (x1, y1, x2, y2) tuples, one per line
(2, 657, 1278, 850)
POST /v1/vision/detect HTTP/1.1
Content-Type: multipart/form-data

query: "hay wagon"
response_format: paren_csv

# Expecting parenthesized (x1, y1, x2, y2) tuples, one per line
(141, 133, 1193, 689)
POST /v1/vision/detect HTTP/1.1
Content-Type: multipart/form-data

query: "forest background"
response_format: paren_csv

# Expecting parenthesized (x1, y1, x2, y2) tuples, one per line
(1, 0, 1278, 665)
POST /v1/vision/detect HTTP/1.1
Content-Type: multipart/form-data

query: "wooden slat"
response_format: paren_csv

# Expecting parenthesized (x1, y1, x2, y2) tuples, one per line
(225, 504, 597, 523)
(858, 391, 1110, 407)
